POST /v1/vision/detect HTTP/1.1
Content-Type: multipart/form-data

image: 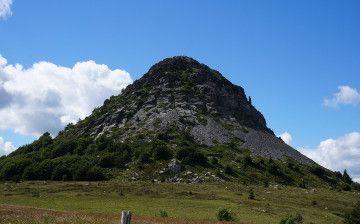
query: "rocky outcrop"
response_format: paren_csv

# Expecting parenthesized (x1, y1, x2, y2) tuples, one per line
(71, 56, 315, 165)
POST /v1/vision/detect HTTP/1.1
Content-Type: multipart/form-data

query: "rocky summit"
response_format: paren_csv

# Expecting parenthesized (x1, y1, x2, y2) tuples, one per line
(72, 56, 314, 165)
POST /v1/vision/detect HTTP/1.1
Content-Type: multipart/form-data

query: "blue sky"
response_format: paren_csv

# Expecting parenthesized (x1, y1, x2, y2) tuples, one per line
(0, 1, 360, 179)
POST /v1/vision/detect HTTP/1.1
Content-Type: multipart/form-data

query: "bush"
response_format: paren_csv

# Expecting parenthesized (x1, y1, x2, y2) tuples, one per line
(86, 166, 106, 181)
(216, 208, 235, 221)
(248, 188, 255, 200)
(0, 157, 32, 180)
(225, 165, 235, 175)
(51, 165, 71, 181)
(343, 184, 352, 192)
(279, 214, 303, 224)
(210, 157, 219, 165)
(153, 144, 173, 160)
(176, 147, 207, 165)
(138, 151, 152, 163)
(159, 210, 168, 217)
(242, 154, 253, 167)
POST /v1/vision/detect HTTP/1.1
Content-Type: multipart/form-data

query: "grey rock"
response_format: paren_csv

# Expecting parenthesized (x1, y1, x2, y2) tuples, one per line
(168, 159, 181, 173)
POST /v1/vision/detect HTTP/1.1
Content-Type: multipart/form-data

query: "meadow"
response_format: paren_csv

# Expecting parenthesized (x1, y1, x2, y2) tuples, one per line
(1, 181, 359, 224)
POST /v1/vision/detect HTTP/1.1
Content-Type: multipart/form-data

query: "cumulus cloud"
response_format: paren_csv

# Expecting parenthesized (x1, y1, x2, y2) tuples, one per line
(0, 54, 132, 136)
(0, 0, 12, 19)
(301, 132, 360, 182)
(0, 136, 15, 156)
(278, 132, 293, 146)
(323, 86, 360, 107)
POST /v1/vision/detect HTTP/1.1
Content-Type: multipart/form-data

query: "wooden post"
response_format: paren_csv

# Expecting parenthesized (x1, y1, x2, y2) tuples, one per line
(120, 210, 132, 224)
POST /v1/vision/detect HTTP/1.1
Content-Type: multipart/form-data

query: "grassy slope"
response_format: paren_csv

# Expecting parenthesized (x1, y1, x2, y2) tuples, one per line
(1, 181, 359, 224)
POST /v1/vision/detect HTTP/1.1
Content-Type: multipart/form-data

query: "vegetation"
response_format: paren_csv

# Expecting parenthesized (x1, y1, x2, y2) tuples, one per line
(279, 214, 303, 224)
(0, 128, 357, 193)
(248, 188, 255, 200)
(216, 208, 235, 221)
(344, 201, 360, 224)
(158, 210, 169, 218)
(0, 181, 359, 223)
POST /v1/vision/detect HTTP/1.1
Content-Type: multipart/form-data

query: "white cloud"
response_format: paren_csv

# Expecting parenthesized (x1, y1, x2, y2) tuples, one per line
(0, 136, 15, 156)
(323, 86, 360, 107)
(0, 0, 12, 19)
(0, 54, 133, 136)
(301, 132, 360, 182)
(278, 132, 293, 146)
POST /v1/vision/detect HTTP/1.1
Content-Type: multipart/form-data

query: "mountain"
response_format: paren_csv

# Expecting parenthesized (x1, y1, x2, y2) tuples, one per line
(72, 56, 313, 164)
(0, 56, 355, 190)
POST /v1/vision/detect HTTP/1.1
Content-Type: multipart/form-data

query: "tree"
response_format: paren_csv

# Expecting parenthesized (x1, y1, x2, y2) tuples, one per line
(343, 170, 353, 185)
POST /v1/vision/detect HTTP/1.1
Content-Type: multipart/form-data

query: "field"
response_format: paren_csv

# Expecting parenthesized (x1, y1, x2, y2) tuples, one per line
(0, 181, 359, 224)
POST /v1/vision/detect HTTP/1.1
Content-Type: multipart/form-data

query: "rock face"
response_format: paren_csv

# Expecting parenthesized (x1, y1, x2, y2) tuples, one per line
(73, 56, 315, 165)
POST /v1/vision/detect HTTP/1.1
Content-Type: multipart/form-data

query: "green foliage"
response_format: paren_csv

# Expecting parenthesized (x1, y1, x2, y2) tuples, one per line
(0, 127, 351, 189)
(0, 157, 32, 181)
(152, 140, 173, 160)
(158, 210, 168, 217)
(176, 147, 207, 165)
(248, 188, 255, 200)
(343, 170, 353, 185)
(343, 184, 352, 192)
(225, 165, 235, 175)
(279, 214, 304, 224)
(344, 201, 360, 224)
(216, 208, 235, 221)
(10, 132, 53, 156)
(210, 157, 219, 165)
(51, 165, 71, 181)
(138, 151, 152, 164)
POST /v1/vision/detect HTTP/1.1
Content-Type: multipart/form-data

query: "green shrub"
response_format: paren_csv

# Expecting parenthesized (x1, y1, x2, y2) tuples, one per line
(279, 214, 303, 224)
(153, 144, 173, 160)
(248, 188, 255, 200)
(210, 157, 219, 165)
(225, 165, 235, 175)
(138, 151, 152, 163)
(51, 165, 71, 181)
(343, 184, 352, 192)
(344, 201, 360, 224)
(86, 166, 106, 181)
(216, 208, 235, 221)
(0, 157, 32, 180)
(176, 147, 207, 165)
(159, 210, 168, 217)
(264, 179, 269, 188)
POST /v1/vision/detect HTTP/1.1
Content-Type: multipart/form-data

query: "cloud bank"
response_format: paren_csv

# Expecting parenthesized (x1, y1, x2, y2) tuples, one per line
(0, 0, 12, 19)
(301, 132, 360, 182)
(0, 54, 132, 137)
(323, 86, 360, 107)
(0, 136, 14, 156)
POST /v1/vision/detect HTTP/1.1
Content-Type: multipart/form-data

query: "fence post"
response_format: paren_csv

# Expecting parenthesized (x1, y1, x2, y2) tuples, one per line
(120, 210, 132, 224)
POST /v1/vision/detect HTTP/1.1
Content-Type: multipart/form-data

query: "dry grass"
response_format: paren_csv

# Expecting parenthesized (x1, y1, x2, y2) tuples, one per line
(0, 204, 239, 224)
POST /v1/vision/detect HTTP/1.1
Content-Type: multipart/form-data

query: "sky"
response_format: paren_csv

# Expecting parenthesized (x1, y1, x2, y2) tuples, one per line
(0, 0, 360, 180)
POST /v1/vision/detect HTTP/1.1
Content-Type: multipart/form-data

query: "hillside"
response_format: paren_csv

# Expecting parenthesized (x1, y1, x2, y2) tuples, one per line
(0, 56, 357, 190)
